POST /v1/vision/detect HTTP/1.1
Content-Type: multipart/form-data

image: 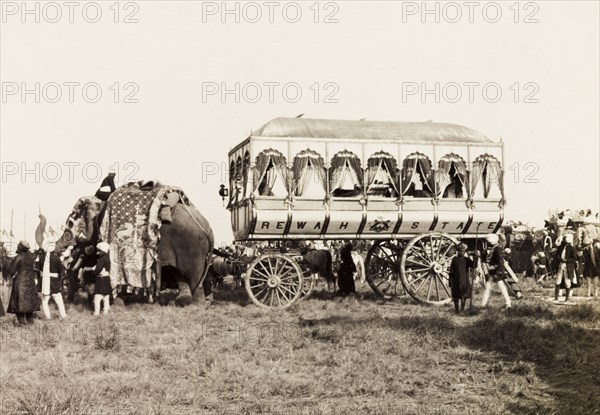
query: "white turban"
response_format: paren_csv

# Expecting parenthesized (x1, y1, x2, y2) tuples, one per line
(96, 241, 110, 253)
(486, 234, 499, 245)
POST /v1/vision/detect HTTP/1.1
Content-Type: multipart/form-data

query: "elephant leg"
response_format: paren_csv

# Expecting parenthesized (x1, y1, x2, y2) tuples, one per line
(175, 276, 193, 307)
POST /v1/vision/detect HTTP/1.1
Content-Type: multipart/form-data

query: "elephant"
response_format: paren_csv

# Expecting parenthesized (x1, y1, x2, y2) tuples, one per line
(56, 184, 214, 307)
(157, 202, 214, 306)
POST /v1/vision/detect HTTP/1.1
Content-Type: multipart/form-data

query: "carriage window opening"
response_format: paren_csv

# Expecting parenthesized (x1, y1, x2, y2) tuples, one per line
(401, 153, 435, 198)
(471, 154, 504, 200)
(258, 160, 284, 196)
(366, 152, 399, 198)
(437, 153, 467, 199)
(442, 164, 464, 198)
(254, 149, 289, 197)
(293, 149, 327, 198)
(330, 151, 363, 197)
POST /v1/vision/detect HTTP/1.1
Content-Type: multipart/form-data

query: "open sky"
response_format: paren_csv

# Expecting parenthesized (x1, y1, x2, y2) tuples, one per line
(1, 1, 599, 247)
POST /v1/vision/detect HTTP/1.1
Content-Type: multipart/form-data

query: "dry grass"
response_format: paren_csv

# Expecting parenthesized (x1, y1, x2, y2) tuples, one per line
(1, 278, 599, 415)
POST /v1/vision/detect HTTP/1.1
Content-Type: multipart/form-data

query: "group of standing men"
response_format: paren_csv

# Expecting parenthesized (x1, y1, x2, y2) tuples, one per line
(0, 237, 112, 325)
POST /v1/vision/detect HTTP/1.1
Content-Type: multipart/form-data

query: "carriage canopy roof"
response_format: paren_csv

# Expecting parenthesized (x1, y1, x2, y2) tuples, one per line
(251, 117, 493, 144)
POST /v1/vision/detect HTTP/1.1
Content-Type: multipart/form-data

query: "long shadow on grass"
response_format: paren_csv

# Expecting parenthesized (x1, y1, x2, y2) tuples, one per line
(300, 304, 600, 415)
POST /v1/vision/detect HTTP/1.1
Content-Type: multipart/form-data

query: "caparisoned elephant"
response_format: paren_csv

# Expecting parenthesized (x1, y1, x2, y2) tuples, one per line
(57, 180, 214, 307)
(158, 202, 214, 306)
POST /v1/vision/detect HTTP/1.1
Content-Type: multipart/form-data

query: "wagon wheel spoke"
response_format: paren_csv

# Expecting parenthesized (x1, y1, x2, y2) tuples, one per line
(406, 269, 428, 284)
(417, 240, 433, 263)
(274, 287, 282, 306)
(252, 285, 269, 299)
(258, 287, 272, 303)
(436, 241, 451, 261)
(267, 257, 275, 277)
(374, 271, 393, 288)
(249, 271, 269, 281)
(279, 268, 298, 280)
(413, 272, 430, 294)
(436, 238, 444, 261)
(279, 284, 297, 297)
(258, 262, 271, 278)
(406, 258, 429, 269)
(434, 271, 441, 302)
(405, 268, 428, 275)
(369, 268, 395, 280)
(426, 274, 434, 302)
(412, 245, 432, 266)
(440, 242, 454, 261)
(429, 234, 436, 259)
(277, 286, 291, 302)
(438, 274, 452, 298)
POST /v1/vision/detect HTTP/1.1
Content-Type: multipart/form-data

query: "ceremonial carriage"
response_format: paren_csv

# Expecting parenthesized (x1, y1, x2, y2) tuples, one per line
(224, 117, 506, 308)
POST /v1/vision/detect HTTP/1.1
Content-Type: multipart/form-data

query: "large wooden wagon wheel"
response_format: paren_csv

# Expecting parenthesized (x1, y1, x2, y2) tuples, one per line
(365, 240, 404, 298)
(245, 254, 303, 309)
(400, 232, 459, 305)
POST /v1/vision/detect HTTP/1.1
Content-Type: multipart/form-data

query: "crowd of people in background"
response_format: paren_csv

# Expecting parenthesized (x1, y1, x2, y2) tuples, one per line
(1, 206, 600, 324)
(523, 209, 600, 300)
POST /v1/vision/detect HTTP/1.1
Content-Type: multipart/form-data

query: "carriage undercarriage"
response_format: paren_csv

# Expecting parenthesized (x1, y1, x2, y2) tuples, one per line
(236, 232, 467, 309)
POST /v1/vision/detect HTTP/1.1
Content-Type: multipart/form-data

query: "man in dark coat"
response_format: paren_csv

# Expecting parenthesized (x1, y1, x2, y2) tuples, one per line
(448, 243, 473, 313)
(7, 241, 40, 324)
(582, 238, 599, 297)
(337, 243, 357, 295)
(555, 234, 577, 302)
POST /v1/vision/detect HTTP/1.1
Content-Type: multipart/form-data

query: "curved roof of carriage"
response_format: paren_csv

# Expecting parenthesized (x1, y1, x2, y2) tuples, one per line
(251, 117, 494, 144)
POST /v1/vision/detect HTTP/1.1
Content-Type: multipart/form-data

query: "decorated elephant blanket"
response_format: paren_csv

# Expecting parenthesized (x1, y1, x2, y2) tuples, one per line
(99, 181, 187, 290)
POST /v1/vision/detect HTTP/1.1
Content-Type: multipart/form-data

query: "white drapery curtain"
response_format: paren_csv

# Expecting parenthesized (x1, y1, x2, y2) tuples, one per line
(335, 160, 360, 191)
(471, 154, 504, 200)
(253, 149, 290, 197)
(292, 150, 327, 198)
(436, 154, 468, 199)
(401, 153, 435, 197)
(366, 152, 399, 198)
(330, 151, 363, 197)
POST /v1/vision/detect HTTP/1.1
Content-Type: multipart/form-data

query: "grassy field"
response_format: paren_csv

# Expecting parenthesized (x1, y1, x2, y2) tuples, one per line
(1, 277, 599, 415)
